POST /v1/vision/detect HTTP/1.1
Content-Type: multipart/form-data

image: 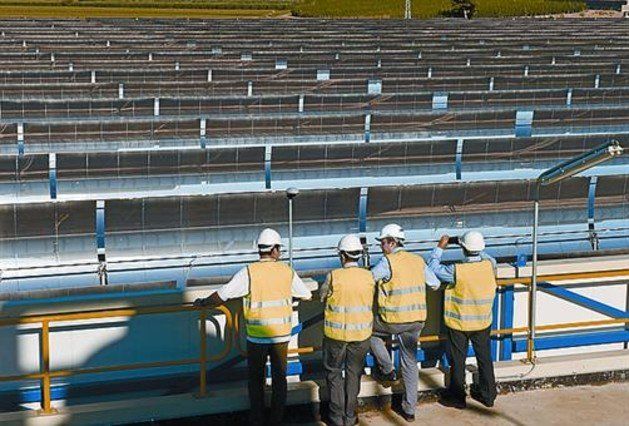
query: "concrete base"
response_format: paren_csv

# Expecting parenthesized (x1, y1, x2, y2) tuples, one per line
(1, 349, 627, 425)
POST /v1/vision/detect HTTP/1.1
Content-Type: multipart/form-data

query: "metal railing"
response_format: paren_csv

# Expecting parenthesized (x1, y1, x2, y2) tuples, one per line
(0, 267, 627, 415)
(0, 304, 233, 414)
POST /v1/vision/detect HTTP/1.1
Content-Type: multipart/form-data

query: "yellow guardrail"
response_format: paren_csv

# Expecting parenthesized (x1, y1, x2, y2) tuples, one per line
(0, 305, 233, 414)
(0, 267, 626, 415)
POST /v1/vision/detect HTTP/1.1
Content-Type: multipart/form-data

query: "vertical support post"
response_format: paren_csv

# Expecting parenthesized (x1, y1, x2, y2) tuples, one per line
(264, 145, 272, 189)
(198, 310, 207, 398)
(200, 118, 207, 149)
(625, 281, 629, 349)
(17, 122, 24, 156)
(528, 186, 540, 363)
(288, 199, 294, 266)
(455, 138, 463, 180)
(432, 92, 448, 110)
(499, 285, 515, 361)
(286, 187, 299, 267)
(515, 110, 534, 138)
(358, 187, 369, 267)
(48, 153, 57, 200)
(96, 200, 108, 286)
(491, 295, 499, 361)
(298, 95, 304, 113)
(587, 176, 598, 250)
(39, 321, 54, 414)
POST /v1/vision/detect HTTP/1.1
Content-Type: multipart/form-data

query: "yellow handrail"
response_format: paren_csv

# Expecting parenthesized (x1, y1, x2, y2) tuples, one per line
(0, 304, 233, 414)
(0, 267, 626, 414)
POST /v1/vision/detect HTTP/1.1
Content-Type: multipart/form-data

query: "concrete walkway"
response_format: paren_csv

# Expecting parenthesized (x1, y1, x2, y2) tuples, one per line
(353, 382, 628, 426)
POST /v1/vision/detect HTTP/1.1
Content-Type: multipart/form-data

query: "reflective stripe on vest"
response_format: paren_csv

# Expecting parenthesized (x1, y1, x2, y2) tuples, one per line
(324, 267, 375, 342)
(378, 250, 427, 323)
(244, 260, 294, 338)
(444, 260, 497, 331)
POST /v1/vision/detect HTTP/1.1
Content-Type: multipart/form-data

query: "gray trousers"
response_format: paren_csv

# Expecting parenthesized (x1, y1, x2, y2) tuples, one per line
(369, 315, 423, 416)
(323, 336, 370, 426)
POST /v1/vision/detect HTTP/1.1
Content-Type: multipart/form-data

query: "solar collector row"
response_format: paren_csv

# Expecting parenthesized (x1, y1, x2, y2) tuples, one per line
(0, 176, 625, 241)
(0, 74, 625, 101)
(0, 134, 624, 182)
(1, 88, 627, 119)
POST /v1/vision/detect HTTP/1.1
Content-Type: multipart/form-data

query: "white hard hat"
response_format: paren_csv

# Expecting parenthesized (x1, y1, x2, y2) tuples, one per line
(460, 231, 485, 252)
(337, 234, 363, 259)
(256, 228, 282, 252)
(376, 223, 405, 242)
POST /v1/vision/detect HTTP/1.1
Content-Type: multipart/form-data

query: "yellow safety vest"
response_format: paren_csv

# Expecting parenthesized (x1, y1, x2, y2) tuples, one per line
(444, 260, 497, 331)
(378, 250, 427, 323)
(244, 260, 293, 339)
(324, 267, 375, 342)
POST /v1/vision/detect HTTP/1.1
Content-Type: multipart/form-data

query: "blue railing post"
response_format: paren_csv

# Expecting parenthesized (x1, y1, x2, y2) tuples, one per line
(499, 285, 515, 361)
(491, 294, 499, 361)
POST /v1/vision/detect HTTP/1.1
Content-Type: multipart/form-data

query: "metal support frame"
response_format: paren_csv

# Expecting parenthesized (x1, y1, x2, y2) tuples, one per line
(286, 188, 299, 266)
(538, 282, 627, 318)
(17, 122, 24, 156)
(432, 92, 448, 110)
(455, 138, 464, 180)
(499, 286, 515, 360)
(528, 139, 624, 363)
(96, 200, 108, 286)
(200, 118, 207, 149)
(515, 110, 534, 138)
(264, 146, 272, 189)
(587, 176, 599, 250)
(48, 153, 57, 200)
(529, 183, 540, 362)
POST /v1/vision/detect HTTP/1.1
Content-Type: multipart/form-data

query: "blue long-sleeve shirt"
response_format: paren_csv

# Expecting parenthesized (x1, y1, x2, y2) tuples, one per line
(427, 247, 497, 285)
(371, 248, 441, 290)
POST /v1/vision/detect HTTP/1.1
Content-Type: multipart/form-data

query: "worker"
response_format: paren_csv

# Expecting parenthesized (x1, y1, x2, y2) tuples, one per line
(370, 224, 441, 422)
(428, 231, 497, 409)
(193, 228, 312, 426)
(319, 234, 375, 426)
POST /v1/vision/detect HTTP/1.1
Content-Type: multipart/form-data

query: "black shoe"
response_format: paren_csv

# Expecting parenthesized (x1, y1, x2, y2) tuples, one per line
(398, 411, 415, 423)
(372, 368, 397, 388)
(438, 391, 466, 410)
(470, 385, 495, 408)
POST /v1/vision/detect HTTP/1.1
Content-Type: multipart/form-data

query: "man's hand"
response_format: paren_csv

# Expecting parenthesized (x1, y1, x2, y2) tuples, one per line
(193, 297, 208, 308)
(438, 235, 449, 249)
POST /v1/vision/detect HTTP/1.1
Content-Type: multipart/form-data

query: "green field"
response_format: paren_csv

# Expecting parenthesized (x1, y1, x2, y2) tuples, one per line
(293, 1, 588, 19)
(0, 0, 588, 19)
